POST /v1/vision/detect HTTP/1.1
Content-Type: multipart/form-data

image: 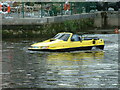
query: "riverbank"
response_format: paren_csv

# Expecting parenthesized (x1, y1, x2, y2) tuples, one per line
(2, 18, 95, 38)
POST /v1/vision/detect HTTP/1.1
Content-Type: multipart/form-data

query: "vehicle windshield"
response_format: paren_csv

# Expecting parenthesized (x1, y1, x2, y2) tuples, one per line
(53, 33, 70, 41)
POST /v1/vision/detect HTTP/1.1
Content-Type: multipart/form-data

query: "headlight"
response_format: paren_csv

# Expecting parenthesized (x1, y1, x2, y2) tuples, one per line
(41, 46, 49, 49)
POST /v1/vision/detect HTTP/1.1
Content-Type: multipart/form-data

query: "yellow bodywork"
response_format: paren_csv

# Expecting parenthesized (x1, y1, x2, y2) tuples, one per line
(28, 32, 104, 51)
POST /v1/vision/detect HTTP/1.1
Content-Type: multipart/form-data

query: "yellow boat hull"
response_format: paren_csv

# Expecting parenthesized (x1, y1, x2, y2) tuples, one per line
(28, 32, 104, 52)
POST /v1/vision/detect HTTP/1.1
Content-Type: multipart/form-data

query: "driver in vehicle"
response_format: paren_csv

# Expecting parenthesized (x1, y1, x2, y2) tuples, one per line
(71, 34, 81, 41)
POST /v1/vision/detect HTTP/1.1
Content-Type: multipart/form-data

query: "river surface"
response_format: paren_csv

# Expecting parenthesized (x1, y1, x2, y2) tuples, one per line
(2, 34, 119, 88)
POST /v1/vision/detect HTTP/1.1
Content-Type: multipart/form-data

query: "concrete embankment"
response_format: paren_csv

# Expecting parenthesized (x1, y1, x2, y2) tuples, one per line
(2, 11, 119, 27)
(2, 11, 119, 38)
(94, 11, 119, 28)
(2, 13, 96, 38)
(2, 13, 95, 25)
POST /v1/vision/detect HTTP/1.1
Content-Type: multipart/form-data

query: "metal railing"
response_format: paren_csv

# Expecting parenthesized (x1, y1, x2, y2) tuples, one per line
(1, 2, 98, 19)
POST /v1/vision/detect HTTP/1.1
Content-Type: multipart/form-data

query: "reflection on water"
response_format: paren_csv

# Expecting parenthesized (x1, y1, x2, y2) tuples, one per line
(2, 34, 118, 88)
(46, 51, 104, 88)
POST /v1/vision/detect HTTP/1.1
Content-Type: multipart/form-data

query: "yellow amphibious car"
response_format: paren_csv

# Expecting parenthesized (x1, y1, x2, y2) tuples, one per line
(28, 32, 104, 52)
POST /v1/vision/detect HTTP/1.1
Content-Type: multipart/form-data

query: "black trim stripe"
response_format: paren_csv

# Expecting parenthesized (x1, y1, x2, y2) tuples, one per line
(28, 45, 104, 52)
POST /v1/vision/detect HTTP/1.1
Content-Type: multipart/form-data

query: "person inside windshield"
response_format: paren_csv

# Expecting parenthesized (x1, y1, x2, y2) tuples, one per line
(71, 34, 81, 41)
